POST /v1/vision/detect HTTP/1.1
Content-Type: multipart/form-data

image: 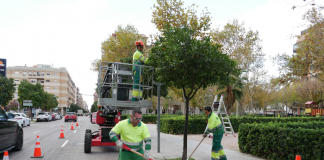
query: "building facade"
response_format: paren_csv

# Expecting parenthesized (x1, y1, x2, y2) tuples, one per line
(7, 64, 77, 115)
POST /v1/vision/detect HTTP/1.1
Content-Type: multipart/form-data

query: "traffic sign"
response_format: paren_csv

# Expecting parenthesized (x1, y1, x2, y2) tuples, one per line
(23, 103, 33, 106)
(23, 100, 32, 103)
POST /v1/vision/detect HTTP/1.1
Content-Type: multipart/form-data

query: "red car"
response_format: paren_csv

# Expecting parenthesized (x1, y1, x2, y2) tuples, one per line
(50, 113, 56, 121)
(65, 112, 77, 122)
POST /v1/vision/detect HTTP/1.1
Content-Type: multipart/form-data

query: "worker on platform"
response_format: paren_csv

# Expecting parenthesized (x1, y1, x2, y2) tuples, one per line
(109, 108, 151, 160)
(132, 40, 149, 101)
(203, 106, 227, 160)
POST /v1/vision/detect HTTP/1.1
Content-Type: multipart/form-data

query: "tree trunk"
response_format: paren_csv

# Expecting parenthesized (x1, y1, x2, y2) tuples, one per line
(251, 97, 253, 114)
(236, 101, 239, 117)
(182, 98, 190, 160)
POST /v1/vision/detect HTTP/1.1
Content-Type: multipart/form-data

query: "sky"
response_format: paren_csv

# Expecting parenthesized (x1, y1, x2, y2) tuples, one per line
(0, 0, 321, 110)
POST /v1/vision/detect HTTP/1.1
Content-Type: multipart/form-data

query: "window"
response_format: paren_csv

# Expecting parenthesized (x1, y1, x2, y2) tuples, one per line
(53, 87, 58, 90)
(46, 87, 50, 90)
(54, 80, 57, 83)
(15, 71, 19, 74)
(33, 71, 36, 76)
(22, 79, 26, 81)
(14, 79, 19, 82)
(29, 71, 32, 76)
(41, 72, 44, 76)
(54, 73, 58, 76)
(47, 73, 50, 76)
(30, 79, 36, 84)
(37, 72, 40, 76)
(23, 71, 27, 76)
(46, 80, 50, 82)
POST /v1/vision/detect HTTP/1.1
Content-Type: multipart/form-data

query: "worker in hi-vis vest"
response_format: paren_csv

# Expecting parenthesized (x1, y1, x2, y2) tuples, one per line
(109, 108, 151, 160)
(132, 40, 149, 101)
(203, 106, 227, 160)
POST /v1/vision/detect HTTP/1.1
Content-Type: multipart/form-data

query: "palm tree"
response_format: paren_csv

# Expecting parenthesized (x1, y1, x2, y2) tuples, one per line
(217, 74, 245, 115)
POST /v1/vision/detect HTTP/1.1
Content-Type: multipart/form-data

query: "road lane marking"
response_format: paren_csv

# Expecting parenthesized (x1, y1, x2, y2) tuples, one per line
(78, 126, 80, 128)
(33, 131, 40, 134)
(61, 140, 69, 147)
(74, 130, 77, 133)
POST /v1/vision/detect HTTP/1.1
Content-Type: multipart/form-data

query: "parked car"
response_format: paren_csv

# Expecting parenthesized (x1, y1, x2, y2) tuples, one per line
(0, 107, 23, 152)
(50, 113, 56, 121)
(6, 112, 23, 128)
(57, 113, 63, 119)
(54, 113, 60, 120)
(64, 112, 77, 122)
(36, 112, 52, 122)
(13, 113, 31, 127)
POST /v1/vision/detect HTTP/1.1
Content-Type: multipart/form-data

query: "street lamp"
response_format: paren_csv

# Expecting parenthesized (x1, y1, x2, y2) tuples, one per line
(316, 90, 323, 116)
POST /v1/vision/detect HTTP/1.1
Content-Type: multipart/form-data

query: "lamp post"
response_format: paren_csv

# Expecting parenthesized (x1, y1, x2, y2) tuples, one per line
(316, 90, 323, 116)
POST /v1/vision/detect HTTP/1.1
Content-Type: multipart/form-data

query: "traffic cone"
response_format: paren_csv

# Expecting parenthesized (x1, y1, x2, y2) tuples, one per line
(31, 135, 44, 158)
(76, 120, 79, 126)
(70, 121, 74, 130)
(295, 155, 301, 160)
(59, 126, 65, 139)
(3, 151, 9, 160)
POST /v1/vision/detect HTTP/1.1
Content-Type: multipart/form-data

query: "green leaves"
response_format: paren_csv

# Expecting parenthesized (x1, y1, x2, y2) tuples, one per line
(239, 121, 324, 160)
(18, 80, 58, 109)
(0, 74, 16, 106)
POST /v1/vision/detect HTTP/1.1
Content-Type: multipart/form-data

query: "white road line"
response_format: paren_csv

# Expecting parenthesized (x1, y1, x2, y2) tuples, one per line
(61, 140, 69, 147)
(74, 130, 77, 133)
(78, 126, 80, 128)
(33, 131, 40, 134)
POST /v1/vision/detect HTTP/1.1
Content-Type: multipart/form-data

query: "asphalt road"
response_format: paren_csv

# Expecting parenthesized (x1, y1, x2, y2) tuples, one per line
(0, 116, 120, 160)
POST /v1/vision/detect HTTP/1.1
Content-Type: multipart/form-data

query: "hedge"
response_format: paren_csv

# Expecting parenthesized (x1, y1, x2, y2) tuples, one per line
(230, 117, 324, 132)
(239, 121, 324, 160)
(160, 117, 207, 134)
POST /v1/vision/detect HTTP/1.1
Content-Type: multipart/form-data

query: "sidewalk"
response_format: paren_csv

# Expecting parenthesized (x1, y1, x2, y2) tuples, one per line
(147, 124, 264, 160)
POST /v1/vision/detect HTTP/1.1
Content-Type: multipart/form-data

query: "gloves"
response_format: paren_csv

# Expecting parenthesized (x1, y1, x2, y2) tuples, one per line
(143, 150, 150, 160)
(203, 134, 207, 138)
(116, 140, 123, 149)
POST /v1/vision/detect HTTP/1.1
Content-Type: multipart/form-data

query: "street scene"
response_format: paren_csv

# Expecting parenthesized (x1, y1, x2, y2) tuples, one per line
(1, 0, 324, 160)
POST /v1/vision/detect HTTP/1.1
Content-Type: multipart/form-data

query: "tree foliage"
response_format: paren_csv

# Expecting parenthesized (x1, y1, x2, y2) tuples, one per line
(275, 7, 324, 83)
(149, 26, 238, 159)
(17, 81, 58, 110)
(152, 0, 211, 36)
(90, 101, 98, 113)
(0, 74, 16, 106)
(91, 24, 147, 71)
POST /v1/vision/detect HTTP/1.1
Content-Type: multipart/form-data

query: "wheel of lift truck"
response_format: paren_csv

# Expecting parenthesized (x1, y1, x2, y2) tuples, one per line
(84, 132, 92, 153)
(86, 129, 91, 134)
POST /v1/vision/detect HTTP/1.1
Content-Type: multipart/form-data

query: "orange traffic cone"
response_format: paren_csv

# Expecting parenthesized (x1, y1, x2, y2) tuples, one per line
(70, 121, 74, 130)
(59, 126, 65, 139)
(3, 151, 9, 160)
(31, 135, 44, 158)
(295, 155, 301, 160)
(76, 120, 79, 127)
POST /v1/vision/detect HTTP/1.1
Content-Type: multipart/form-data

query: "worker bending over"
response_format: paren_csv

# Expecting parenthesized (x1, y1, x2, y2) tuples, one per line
(203, 107, 227, 160)
(109, 108, 151, 160)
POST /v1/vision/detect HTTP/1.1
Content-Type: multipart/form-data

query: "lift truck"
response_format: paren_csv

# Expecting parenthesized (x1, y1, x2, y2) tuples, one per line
(84, 61, 154, 153)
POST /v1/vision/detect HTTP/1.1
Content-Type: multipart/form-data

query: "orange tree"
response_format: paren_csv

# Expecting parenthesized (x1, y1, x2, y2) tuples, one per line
(149, 26, 239, 159)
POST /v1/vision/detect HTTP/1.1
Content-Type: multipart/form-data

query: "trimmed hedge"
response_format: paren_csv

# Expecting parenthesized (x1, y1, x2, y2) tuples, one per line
(160, 116, 207, 134)
(230, 117, 324, 132)
(239, 121, 324, 160)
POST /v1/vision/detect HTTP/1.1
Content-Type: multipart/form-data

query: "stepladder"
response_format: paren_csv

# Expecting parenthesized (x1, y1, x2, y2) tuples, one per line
(212, 94, 236, 137)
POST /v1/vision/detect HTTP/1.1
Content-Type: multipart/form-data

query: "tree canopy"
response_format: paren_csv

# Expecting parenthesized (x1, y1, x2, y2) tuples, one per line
(149, 25, 238, 159)
(0, 74, 16, 106)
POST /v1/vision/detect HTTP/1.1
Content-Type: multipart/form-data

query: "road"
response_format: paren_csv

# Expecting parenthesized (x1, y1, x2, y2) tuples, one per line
(0, 116, 120, 160)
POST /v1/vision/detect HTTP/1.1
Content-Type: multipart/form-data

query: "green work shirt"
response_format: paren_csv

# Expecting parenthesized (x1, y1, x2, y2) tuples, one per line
(109, 118, 151, 151)
(205, 112, 224, 135)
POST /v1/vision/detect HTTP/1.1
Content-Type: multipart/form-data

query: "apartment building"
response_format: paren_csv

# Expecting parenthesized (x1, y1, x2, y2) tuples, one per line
(6, 64, 76, 115)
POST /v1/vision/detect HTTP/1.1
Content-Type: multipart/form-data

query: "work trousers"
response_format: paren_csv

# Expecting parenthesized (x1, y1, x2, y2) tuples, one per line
(211, 133, 227, 160)
(118, 148, 144, 160)
(131, 70, 143, 101)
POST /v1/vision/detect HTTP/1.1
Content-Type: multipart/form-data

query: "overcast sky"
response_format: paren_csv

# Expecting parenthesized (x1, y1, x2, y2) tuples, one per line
(0, 0, 321, 110)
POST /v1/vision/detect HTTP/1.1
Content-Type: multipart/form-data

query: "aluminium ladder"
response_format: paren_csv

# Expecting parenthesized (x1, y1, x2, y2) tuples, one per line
(212, 94, 236, 137)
